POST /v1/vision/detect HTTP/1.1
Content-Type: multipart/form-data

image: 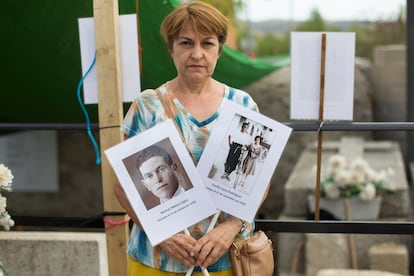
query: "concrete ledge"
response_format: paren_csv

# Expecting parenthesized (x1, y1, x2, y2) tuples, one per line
(369, 242, 409, 275)
(317, 269, 404, 276)
(0, 231, 108, 276)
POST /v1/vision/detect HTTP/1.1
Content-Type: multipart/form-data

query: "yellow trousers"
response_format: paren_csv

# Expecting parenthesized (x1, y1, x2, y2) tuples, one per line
(128, 257, 234, 276)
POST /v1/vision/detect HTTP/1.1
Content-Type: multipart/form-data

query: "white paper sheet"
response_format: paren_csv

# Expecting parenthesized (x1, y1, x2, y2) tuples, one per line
(78, 14, 140, 104)
(197, 100, 292, 222)
(290, 32, 355, 121)
(105, 120, 217, 246)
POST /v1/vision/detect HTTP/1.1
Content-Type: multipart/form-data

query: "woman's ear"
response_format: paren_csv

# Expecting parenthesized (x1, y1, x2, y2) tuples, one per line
(168, 47, 174, 57)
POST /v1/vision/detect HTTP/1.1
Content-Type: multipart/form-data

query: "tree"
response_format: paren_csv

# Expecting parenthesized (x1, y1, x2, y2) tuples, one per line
(255, 33, 289, 57)
(295, 9, 326, 31)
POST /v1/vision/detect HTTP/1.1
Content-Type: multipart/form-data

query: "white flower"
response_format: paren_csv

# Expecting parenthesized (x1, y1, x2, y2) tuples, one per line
(350, 157, 370, 174)
(334, 169, 352, 187)
(350, 168, 364, 182)
(0, 164, 13, 191)
(321, 155, 394, 201)
(324, 183, 340, 199)
(329, 155, 347, 168)
(0, 212, 14, 231)
(328, 155, 347, 172)
(0, 163, 13, 231)
(359, 182, 377, 201)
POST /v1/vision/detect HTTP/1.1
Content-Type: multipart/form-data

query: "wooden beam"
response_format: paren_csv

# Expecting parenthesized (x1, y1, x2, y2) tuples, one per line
(93, 0, 129, 275)
(407, 0, 414, 164)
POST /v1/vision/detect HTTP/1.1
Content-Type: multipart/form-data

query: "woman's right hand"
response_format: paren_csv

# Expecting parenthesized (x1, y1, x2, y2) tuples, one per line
(159, 233, 198, 267)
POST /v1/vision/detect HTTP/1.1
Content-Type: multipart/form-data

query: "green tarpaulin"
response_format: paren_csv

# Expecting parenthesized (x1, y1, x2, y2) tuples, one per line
(1, 0, 280, 123)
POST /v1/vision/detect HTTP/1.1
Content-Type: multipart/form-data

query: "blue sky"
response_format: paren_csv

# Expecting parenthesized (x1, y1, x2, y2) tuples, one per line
(240, 0, 406, 22)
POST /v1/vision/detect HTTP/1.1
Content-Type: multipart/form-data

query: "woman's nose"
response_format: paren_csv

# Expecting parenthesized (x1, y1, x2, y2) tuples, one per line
(191, 45, 203, 59)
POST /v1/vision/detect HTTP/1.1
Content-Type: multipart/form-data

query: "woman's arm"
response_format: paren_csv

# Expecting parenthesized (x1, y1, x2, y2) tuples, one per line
(114, 179, 142, 228)
(190, 215, 243, 269)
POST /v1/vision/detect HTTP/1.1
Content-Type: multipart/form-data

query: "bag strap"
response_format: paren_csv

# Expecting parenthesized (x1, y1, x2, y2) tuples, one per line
(155, 88, 184, 139)
(155, 88, 195, 162)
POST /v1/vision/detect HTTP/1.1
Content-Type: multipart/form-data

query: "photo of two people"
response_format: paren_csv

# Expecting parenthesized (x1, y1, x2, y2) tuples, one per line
(208, 114, 273, 194)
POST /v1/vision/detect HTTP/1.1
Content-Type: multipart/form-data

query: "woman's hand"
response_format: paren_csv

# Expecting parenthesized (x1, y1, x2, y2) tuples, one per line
(190, 217, 242, 269)
(159, 233, 198, 267)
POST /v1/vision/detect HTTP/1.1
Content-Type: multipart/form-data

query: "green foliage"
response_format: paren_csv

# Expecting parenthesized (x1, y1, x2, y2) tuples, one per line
(255, 9, 339, 57)
(351, 18, 406, 59)
(295, 9, 326, 31)
(202, 0, 243, 22)
(255, 33, 290, 57)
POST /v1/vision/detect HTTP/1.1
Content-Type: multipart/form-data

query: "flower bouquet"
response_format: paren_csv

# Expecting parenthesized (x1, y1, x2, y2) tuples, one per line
(0, 163, 14, 230)
(321, 154, 395, 201)
(309, 154, 395, 220)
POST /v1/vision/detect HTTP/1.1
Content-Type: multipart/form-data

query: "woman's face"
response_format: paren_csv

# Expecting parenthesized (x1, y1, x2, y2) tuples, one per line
(170, 21, 220, 83)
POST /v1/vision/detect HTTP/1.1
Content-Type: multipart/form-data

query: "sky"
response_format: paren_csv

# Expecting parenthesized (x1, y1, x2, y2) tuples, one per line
(241, 0, 406, 22)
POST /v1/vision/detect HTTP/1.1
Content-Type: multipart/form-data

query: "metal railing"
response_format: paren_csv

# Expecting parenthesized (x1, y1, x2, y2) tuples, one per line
(2, 121, 413, 235)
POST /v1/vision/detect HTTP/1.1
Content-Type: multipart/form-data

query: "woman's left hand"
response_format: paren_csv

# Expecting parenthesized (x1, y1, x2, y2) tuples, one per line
(190, 217, 241, 269)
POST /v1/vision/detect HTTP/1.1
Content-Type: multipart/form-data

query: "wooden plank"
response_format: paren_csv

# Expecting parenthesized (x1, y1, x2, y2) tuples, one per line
(407, 0, 414, 164)
(314, 33, 327, 221)
(93, 1, 129, 275)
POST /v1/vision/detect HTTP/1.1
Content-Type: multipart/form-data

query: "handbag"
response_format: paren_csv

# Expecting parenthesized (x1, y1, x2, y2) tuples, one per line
(229, 230, 274, 276)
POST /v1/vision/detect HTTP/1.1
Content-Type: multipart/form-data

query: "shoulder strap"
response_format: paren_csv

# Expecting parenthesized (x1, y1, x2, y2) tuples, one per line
(155, 89, 195, 161)
(155, 88, 177, 122)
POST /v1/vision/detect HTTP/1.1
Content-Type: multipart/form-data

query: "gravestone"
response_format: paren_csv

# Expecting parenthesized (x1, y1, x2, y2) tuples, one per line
(283, 136, 410, 218)
(0, 232, 108, 276)
(277, 136, 412, 276)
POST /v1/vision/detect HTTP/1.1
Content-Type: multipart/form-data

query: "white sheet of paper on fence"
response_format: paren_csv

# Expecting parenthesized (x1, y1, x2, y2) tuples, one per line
(290, 32, 355, 121)
(104, 120, 217, 246)
(78, 14, 140, 104)
(197, 100, 292, 222)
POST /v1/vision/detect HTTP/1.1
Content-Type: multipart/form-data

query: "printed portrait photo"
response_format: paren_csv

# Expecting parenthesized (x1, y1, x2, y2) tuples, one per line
(123, 137, 193, 210)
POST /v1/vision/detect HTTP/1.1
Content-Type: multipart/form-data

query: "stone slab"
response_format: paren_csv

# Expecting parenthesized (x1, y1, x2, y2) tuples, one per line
(306, 234, 350, 276)
(0, 231, 108, 276)
(369, 242, 409, 275)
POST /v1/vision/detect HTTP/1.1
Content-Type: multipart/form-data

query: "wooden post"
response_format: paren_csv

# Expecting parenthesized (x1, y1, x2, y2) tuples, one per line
(314, 32, 327, 221)
(93, 1, 129, 275)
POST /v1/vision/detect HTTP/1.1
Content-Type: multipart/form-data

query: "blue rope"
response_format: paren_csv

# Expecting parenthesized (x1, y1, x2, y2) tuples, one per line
(76, 53, 101, 165)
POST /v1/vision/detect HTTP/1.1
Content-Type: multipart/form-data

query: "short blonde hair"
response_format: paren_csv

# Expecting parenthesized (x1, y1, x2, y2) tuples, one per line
(160, 1, 229, 53)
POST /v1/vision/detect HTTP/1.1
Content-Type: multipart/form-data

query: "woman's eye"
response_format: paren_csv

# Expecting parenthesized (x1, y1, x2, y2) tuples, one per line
(180, 41, 192, 46)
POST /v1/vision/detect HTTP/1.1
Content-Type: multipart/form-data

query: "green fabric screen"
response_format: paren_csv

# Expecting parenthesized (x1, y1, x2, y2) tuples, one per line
(1, 0, 280, 123)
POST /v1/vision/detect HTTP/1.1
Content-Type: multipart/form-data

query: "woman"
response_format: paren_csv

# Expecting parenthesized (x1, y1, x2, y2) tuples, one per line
(114, 1, 269, 275)
(239, 135, 263, 188)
